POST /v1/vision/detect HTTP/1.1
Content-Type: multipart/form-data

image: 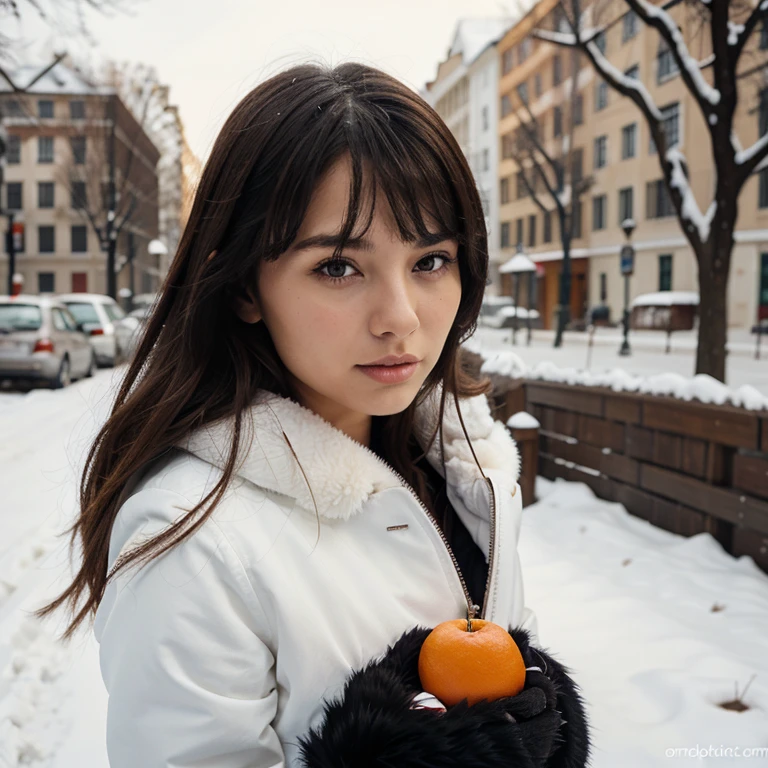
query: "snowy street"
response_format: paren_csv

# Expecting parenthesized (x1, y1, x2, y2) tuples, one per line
(1, 362, 767, 766)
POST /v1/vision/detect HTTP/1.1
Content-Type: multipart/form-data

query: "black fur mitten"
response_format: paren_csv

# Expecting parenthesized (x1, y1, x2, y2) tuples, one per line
(298, 625, 591, 768)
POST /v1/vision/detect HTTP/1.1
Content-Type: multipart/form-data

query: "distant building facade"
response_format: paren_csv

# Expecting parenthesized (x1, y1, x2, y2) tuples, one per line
(495, 0, 768, 330)
(0, 61, 162, 296)
(423, 18, 514, 291)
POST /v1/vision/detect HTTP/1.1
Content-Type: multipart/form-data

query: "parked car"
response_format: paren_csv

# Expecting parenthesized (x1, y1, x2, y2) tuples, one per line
(0, 295, 96, 388)
(57, 293, 134, 367)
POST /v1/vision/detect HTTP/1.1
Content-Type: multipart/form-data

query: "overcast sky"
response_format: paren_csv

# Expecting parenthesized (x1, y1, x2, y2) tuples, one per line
(6, 0, 514, 162)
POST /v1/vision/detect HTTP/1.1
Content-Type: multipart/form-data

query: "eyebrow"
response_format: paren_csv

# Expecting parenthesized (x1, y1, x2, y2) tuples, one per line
(290, 230, 457, 253)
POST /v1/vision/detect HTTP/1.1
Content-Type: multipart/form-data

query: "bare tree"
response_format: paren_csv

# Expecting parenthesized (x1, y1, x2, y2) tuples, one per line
(539, 0, 768, 382)
(1, 0, 130, 50)
(57, 61, 174, 297)
(509, 44, 594, 346)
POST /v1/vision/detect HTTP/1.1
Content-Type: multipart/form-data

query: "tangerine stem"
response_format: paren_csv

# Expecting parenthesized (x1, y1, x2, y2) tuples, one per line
(466, 617, 472, 633)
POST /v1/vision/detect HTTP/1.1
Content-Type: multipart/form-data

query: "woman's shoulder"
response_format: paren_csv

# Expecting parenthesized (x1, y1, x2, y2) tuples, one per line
(109, 449, 291, 574)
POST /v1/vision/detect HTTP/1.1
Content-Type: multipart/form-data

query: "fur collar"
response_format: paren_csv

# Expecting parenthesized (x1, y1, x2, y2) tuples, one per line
(181, 386, 519, 521)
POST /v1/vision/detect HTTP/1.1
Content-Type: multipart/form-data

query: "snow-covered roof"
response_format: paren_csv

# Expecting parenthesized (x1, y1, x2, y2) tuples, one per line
(631, 291, 699, 308)
(449, 18, 515, 65)
(500, 252, 537, 274)
(0, 61, 112, 96)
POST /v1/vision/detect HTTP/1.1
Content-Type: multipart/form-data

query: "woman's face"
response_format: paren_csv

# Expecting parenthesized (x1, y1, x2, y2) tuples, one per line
(236, 154, 462, 442)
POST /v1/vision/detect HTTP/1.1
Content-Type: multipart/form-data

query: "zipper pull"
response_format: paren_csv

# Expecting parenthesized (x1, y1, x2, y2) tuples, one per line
(468, 603, 480, 621)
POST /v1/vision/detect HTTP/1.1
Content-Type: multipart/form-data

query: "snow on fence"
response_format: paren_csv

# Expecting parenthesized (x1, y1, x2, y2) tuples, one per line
(462, 348, 768, 575)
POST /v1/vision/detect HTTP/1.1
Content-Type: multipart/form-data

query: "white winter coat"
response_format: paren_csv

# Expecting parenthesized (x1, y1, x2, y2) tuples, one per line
(93, 386, 538, 768)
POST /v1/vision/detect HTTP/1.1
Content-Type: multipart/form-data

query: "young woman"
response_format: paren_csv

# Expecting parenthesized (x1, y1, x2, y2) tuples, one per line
(38, 63, 590, 767)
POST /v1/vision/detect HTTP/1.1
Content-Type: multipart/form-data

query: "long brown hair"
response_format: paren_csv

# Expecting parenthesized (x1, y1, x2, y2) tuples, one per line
(37, 62, 491, 640)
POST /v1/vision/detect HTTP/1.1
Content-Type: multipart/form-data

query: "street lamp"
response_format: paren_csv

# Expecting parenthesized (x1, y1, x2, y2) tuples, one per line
(500, 246, 537, 346)
(619, 218, 635, 357)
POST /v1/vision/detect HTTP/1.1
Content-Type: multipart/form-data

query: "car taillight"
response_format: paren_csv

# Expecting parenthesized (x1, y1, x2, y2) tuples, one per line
(89, 328, 104, 336)
(33, 338, 54, 353)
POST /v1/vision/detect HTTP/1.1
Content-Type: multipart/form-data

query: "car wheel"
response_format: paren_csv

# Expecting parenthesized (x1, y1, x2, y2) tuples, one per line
(52, 356, 72, 389)
(85, 351, 97, 378)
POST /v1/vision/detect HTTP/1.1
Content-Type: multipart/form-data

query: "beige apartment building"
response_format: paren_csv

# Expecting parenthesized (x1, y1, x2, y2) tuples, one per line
(497, 0, 768, 330)
(1, 62, 161, 297)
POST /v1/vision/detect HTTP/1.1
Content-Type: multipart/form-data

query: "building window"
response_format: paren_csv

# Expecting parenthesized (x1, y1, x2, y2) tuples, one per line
(516, 218, 524, 247)
(600, 272, 607, 301)
(594, 135, 608, 169)
(650, 102, 681, 154)
(6, 134, 20, 164)
(622, 10, 638, 42)
(6, 182, 22, 210)
(38, 99, 54, 118)
(543, 210, 552, 243)
(622, 123, 637, 160)
(39, 226, 55, 253)
(572, 148, 584, 183)
(657, 40, 680, 83)
(71, 181, 87, 209)
(553, 55, 562, 86)
(38, 136, 54, 163)
(659, 254, 673, 291)
(71, 136, 86, 165)
(646, 179, 676, 218)
(571, 199, 583, 238)
(573, 94, 584, 125)
(625, 64, 639, 80)
(501, 222, 511, 248)
(481, 106, 489, 132)
(71, 225, 88, 253)
(595, 31, 607, 55)
(619, 187, 634, 224)
(517, 171, 528, 199)
(38, 272, 55, 293)
(592, 194, 607, 230)
(38, 181, 55, 209)
(502, 48, 514, 74)
(595, 80, 608, 111)
(534, 73, 543, 97)
(517, 81, 529, 105)
(500, 177, 510, 204)
(501, 94, 512, 117)
(759, 168, 768, 209)
(762, 20, 768, 50)
(5, 99, 23, 117)
(519, 37, 532, 62)
(482, 148, 489, 172)
(553, 106, 563, 137)
(502, 133, 514, 159)
(528, 214, 537, 247)
(759, 88, 768, 137)
(70, 100, 85, 120)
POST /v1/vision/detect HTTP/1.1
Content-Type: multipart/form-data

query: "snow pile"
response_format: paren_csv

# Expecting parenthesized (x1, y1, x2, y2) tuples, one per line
(507, 411, 541, 430)
(631, 291, 699, 308)
(475, 348, 768, 411)
(523, 477, 768, 768)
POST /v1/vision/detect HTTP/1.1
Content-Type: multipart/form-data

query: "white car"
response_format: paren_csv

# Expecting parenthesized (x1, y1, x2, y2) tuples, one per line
(57, 293, 134, 367)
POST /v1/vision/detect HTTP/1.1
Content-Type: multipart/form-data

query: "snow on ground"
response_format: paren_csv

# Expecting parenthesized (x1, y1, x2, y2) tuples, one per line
(524, 478, 768, 766)
(470, 325, 768, 399)
(1, 364, 767, 766)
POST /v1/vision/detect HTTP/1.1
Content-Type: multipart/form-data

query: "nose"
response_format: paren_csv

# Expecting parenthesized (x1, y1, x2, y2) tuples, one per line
(368, 273, 420, 339)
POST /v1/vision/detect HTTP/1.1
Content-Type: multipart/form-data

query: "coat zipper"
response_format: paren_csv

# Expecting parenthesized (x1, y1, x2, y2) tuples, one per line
(359, 442, 498, 623)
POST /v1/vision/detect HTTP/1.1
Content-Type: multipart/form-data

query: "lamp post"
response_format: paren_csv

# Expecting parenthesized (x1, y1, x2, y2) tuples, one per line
(619, 218, 635, 357)
(500, 246, 537, 346)
(148, 238, 168, 291)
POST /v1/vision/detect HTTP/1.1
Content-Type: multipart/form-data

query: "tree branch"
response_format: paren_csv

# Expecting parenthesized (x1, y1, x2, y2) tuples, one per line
(622, 0, 720, 115)
(733, 0, 768, 60)
(735, 131, 768, 181)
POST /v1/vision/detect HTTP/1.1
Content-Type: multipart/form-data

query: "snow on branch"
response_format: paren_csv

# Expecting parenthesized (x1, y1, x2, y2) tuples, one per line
(729, 0, 768, 58)
(735, 131, 768, 176)
(534, 28, 580, 46)
(584, 39, 662, 120)
(626, 0, 720, 108)
(667, 148, 716, 243)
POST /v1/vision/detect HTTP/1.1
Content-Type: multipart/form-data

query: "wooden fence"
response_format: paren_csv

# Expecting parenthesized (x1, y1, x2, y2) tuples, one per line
(462, 351, 768, 575)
